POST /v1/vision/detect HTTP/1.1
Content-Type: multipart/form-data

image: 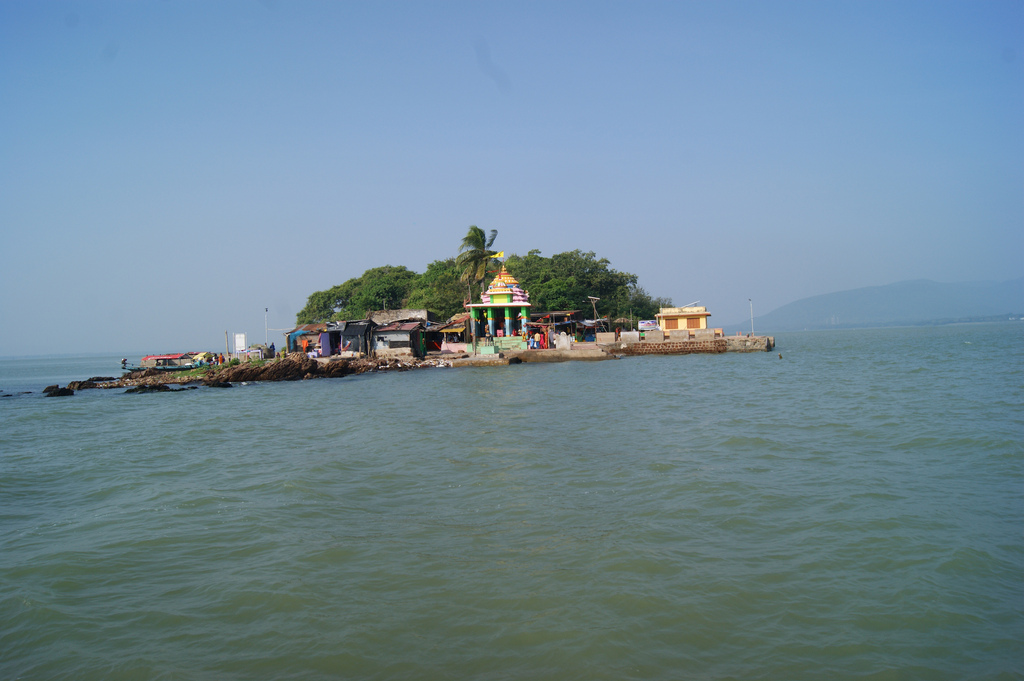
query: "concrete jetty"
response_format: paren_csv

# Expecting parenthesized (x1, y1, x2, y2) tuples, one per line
(447, 332, 775, 366)
(597, 330, 774, 356)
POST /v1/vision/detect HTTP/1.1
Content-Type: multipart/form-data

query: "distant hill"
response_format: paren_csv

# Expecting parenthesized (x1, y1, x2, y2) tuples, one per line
(732, 277, 1024, 332)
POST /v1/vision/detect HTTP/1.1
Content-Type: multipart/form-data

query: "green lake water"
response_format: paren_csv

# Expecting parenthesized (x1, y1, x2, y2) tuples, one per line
(2, 323, 1022, 680)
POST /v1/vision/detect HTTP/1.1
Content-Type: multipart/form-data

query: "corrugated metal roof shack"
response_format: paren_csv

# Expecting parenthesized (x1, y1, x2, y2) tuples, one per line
(285, 324, 327, 353)
(430, 313, 470, 353)
(525, 310, 584, 344)
(373, 321, 425, 359)
(323, 320, 374, 357)
(368, 309, 435, 326)
(529, 310, 583, 331)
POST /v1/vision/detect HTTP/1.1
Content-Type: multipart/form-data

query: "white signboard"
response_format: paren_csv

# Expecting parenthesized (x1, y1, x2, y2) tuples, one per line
(233, 333, 247, 354)
(639, 320, 659, 331)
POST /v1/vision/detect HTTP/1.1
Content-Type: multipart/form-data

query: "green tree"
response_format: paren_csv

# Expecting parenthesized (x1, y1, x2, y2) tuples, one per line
(622, 284, 672, 325)
(295, 283, 355, 324)
(505, 249, 666, 323)
(295, 265, 418, 324)
(295, 237, 673, 329)
(405, 258, 467, 321)
(455, 225, 499, 302)
(351, 265, 418, 314)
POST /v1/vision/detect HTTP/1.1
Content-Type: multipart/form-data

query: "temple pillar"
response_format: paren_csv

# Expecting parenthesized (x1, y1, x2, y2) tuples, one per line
(504, 307, 512, 336)
(487, 307, 496, 337)
(469, 308, 480, 339)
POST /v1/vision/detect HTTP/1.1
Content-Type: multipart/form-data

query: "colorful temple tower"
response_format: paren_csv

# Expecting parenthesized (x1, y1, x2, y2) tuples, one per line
(468, 266, 531, 338)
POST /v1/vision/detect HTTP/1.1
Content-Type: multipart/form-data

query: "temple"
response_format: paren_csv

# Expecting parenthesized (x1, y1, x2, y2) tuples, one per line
(467, 266, 531, 338)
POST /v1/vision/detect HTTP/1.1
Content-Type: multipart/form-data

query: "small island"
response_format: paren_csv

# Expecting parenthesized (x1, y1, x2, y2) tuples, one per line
(43, 228, 773, 396)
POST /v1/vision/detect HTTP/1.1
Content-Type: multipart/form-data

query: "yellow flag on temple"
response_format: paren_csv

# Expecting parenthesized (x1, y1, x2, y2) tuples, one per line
(493, 251, 505, 259)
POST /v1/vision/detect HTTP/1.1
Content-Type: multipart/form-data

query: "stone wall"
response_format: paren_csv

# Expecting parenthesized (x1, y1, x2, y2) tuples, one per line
(369, 309, 435, 325)
(439, 342, 468, 354)
(494, 337, 527, 352)
(374, 347, 418, 360)
(619, 339, 728, 355)
(723, 336, 775, 352)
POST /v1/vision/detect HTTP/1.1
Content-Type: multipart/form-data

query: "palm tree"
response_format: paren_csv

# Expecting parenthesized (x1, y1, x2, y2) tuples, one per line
(456, 225, 498, 303)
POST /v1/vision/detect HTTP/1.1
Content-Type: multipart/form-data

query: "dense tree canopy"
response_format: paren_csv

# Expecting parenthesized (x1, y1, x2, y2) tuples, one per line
(404, 258, 466, 322)
(295, 265, 418, 324)
(504, 250, 670, 322)
(296, 234, 670, 327)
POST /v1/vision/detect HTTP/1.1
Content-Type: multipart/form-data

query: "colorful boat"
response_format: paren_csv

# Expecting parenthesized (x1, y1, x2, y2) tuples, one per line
(122, 353, 199, 372)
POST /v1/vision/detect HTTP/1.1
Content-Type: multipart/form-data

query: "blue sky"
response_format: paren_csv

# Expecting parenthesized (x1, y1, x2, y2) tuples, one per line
(1, 1, 1021, 356)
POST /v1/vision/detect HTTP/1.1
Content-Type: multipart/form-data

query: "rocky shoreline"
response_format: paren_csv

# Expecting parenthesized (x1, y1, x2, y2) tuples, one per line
(28, 353, 458, 397)
(10, 336, 773, 397)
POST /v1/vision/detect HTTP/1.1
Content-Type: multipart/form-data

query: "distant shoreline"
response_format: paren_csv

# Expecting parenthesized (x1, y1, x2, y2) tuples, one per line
(722, 316, 1024, 335)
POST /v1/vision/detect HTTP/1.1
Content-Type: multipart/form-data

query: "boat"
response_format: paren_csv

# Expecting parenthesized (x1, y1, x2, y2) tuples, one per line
(122, 353, 201, 372)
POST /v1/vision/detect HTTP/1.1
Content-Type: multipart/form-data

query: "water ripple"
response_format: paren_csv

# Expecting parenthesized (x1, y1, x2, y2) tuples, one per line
(2, 324, 1022, 679)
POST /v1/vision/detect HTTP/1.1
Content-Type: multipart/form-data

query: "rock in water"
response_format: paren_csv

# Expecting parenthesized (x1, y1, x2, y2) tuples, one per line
(206, 355, 353, 383)
(124, 384, 172, 394)
(67, 381, 98, 390)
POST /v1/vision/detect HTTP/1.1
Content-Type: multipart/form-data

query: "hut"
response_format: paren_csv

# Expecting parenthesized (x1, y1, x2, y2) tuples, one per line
(530, 310, 583, 334)
(285, 324, 327, 354)
(373, 321, 425, 359)
(368, 309, 435, 325)
(432, 313, 471, 354)
(323, 320, 375, 357)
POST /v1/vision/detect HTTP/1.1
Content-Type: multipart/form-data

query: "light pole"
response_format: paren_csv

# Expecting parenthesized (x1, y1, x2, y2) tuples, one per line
(265, 308, 269, 346)
(588, 296, 601, 334)
(749, 299, 754, 336)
